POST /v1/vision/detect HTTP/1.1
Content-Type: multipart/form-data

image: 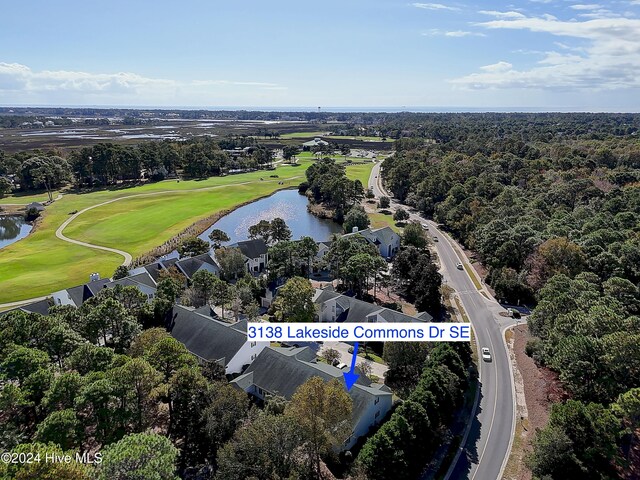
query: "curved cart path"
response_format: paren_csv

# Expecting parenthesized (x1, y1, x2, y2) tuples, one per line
(55, 175, 304, 266)
(0, 176, 303, 310)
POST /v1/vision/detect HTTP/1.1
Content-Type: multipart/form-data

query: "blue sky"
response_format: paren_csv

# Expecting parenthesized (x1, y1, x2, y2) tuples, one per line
(1, 0, 640, 110)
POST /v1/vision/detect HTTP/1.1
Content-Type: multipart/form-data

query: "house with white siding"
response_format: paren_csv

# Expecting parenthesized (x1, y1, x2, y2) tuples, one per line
(232, 346, 393, 450)
(167, 305, 268, 374)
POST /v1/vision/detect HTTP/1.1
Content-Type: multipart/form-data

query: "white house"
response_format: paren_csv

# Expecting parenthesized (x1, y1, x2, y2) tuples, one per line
(168, 305, 268, 375)
(51, 271, 157, 307)
(128, 252, 220, 283)
(313, 287, 432, 323)
(228, 239, 269, 274)
(315, 239, 333, 262)
(301, 137, 329, 151)
(342, 226, 400, 259)
(232, 346, 393, 450)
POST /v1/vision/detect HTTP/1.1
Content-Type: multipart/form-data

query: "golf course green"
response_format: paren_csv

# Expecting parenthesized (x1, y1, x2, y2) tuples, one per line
(0, 159, 374, 305)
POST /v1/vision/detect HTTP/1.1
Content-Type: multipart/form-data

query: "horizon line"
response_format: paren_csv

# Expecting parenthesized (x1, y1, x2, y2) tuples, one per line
(1, 104, 639, 114)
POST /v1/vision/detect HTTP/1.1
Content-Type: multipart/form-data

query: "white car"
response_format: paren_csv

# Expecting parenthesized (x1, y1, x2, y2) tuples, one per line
(481, 347, 492, 362)
(432, 236, 439, 242)
(456, 262, 463, 270)
(421, 223, 429, 230)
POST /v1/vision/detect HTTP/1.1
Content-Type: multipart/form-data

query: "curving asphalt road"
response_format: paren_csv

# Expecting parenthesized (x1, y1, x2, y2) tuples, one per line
(369, 161, 517, 480)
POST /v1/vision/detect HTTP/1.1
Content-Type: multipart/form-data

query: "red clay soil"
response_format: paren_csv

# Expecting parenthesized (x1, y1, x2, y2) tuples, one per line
(512, 324, 569, 480)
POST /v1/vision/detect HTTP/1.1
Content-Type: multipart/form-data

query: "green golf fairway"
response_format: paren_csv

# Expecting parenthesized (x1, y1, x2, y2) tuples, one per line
(0, 160, 369, 304)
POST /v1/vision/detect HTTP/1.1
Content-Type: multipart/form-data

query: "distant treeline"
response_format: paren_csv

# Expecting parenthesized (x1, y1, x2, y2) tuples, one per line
(0, 136, 277, 194)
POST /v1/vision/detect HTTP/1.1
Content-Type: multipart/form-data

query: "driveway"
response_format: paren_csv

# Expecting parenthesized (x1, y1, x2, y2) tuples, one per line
(318, 341, 388, 380)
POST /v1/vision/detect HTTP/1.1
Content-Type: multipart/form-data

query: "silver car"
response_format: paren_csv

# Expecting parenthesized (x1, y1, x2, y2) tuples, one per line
(481, 347, 492, 362)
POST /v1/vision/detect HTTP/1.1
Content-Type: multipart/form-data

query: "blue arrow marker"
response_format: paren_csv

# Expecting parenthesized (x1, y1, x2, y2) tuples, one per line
(343, 341, 360, 391)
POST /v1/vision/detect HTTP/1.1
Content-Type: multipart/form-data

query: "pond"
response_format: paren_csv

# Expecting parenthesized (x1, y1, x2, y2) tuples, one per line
(0, 216, 33, 250)
(199, 189, 342, 245)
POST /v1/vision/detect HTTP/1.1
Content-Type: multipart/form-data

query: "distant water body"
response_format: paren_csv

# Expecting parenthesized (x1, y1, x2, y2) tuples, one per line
(4, 105, 631, 113)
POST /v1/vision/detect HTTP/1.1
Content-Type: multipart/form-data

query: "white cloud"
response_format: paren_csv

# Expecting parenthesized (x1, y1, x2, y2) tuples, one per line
(412, 3, 460, 11)
(423, 29, 485, 37)
(452, 14, 640, 91)
(570, 4, 602, 10)
(479, 10, 526, 19)
(0, 62, 285, 101)
(480, 61, 513, 72)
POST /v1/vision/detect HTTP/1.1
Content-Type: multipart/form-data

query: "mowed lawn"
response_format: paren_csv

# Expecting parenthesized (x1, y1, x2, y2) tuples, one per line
(278, 131, 329, 139)
(0, 159, 368, 304)
(64, 178, 300, 254)
(345, 162, 376, 186)
(2, 190, 60, 205)
(368, 212, 401, 233)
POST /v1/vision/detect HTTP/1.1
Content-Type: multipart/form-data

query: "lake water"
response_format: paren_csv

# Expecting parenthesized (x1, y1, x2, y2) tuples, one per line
(0, 216, 33, 250)
(199, 189, 341, 245)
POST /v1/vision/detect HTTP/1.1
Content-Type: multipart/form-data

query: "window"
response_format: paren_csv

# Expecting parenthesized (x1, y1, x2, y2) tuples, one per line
(374, 397, 379, 405)
(251, 354, 256, 360)
(250, 341, 256, 347)
(375, 410, 380, 419)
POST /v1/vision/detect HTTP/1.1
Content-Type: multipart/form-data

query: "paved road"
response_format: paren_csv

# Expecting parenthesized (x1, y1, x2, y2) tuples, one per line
(369, 161, 517, 480)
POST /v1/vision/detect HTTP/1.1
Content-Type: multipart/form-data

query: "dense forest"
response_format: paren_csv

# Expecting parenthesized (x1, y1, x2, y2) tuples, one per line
(0, 280, 357, 480)
(381, 113, 640, 478)
(0, 136, 276, 198)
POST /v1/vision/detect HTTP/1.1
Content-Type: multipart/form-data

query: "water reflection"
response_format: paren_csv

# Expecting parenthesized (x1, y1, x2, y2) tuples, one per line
(199, 189, 341, 244)
(0, 216, 33, 250)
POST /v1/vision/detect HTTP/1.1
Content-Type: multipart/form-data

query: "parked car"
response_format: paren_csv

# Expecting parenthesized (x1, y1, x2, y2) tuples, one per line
(456, 262, 463, 270)
(481, 347, 492, 362)
(421, 223, 429, 230)
(508, 308, 521, 319)
(432, 236, 438, 242)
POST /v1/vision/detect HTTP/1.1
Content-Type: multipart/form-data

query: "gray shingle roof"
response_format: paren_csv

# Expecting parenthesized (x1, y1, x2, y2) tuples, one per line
(175, 253, 219, 279)
(314, 288, 431, 323)
(168, 305, 247, 365)
(109, 272, 157, 290)
(0, 298, 52, 317)
(84, 278, 112, 297)
(126, 271, 157, 288)
(370, 226, 398, 246)
(230, 239, 268, 259)
(232, 346, 391, 428)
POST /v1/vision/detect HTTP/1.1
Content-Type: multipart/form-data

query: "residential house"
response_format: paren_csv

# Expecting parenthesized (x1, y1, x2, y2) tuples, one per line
(301, 137, 329, 151)
(129, 252, 220, 283)
(0, 298, 52, 317)
(313, 287, 432, 323)
(315, 239, 333, 266)
(167, 305, 267, 374)
(174, 253, 220, 279)
(51, 271, 157, 307)
(232, 346, 393, 450)
(229, 239, 269, 274)
(343, 226, 400, 259)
